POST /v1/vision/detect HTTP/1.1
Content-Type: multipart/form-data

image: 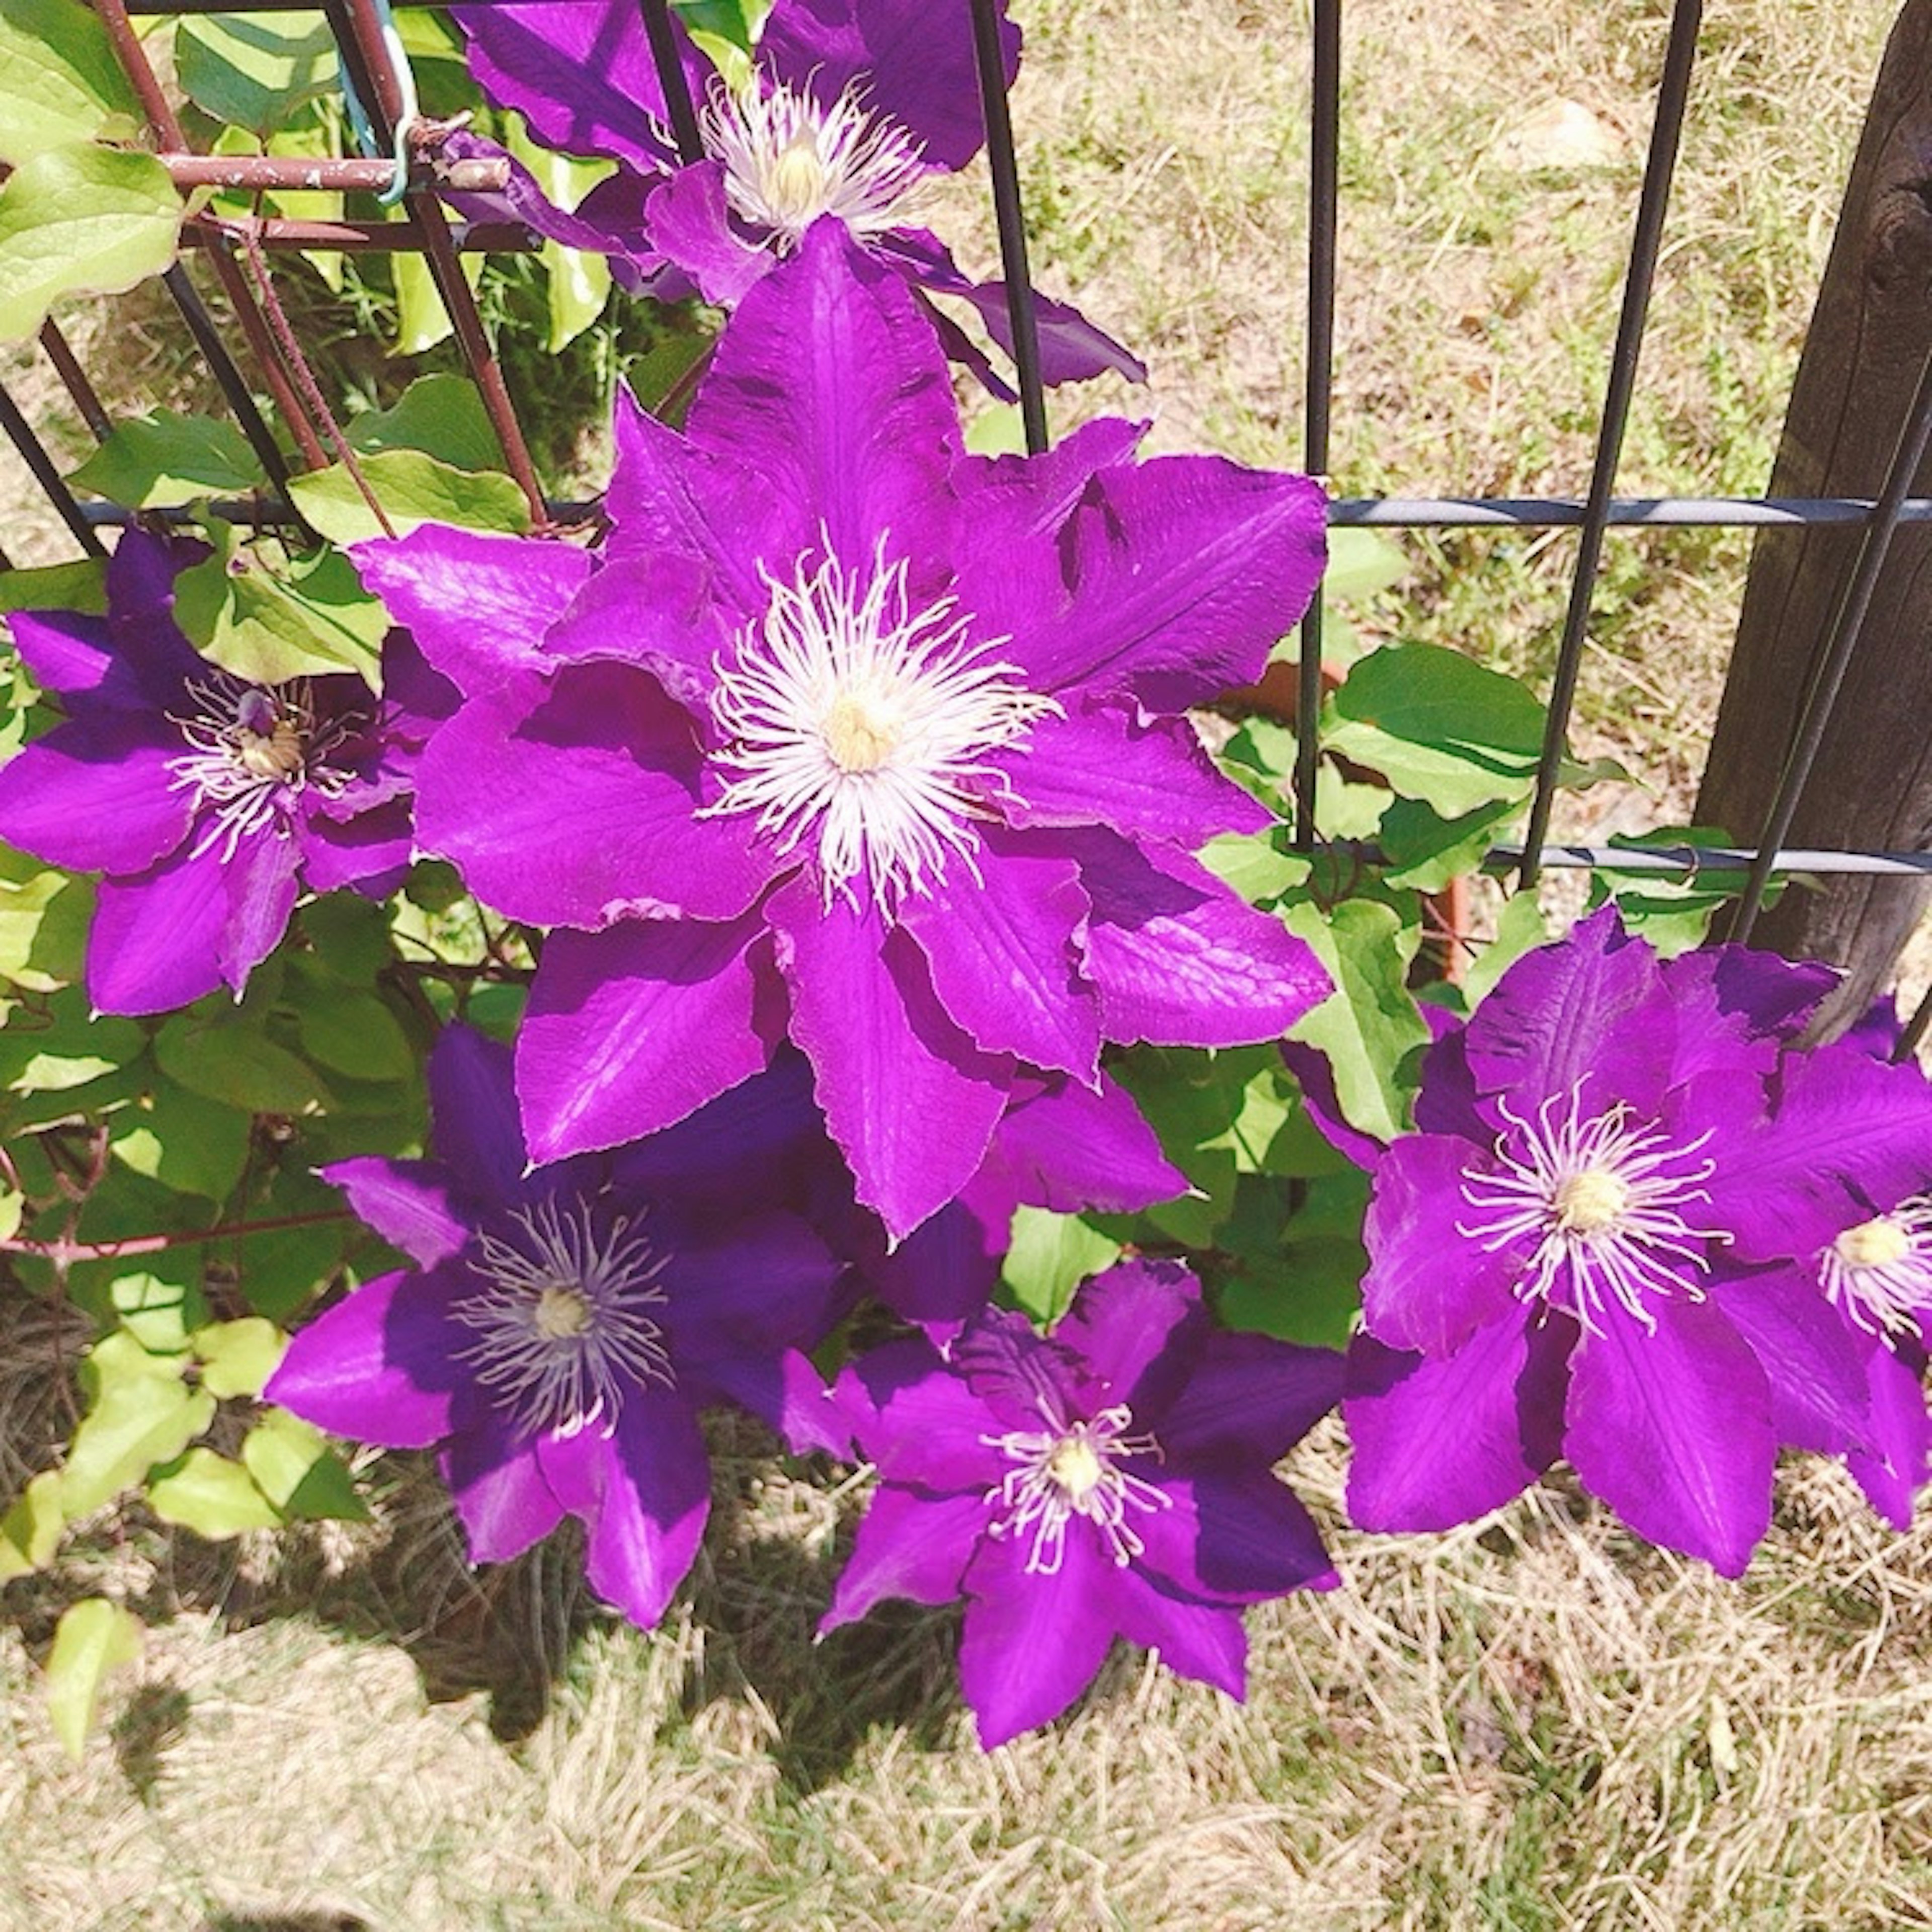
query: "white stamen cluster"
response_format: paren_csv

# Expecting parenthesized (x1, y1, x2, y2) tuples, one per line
(166, 672, 354, 862)
(703, 541, 1060, 914)
(703, 76, 927, 249)
(1818, 1196, 1932, 1340)
(1458, 1083, 1728, 1336)
(981, 1400, 1170, 1576)
(453, 1196, 674, 1437)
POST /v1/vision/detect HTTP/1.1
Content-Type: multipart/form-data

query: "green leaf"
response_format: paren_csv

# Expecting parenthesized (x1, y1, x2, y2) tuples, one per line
(0, 0, 143, 166)
(1321, 527, 1408, 603)
(1464, 891, 1550, 1005)
(288, 965, 415, 1083)
(0, 846, 92, 991)
(1001, 1206, 1123, 1325)
(109, 1075, 252, 1205)
(193, 1316, 284, 1399)
(108, 1267, 205, 1356)
(1322, 642, 1544, 817)
(964, 401, 1026, 458)
(69, 409, 264, 508)
(300, 893, 396, 985)
(45, 1597, 141, 1760)
(287, 447, 531, 546)
(0, 143, 182, 344)
(1217, 1172, 1367, 1350)
(0, 1470, 64, 1581)
(0, 988, 142, 1093)
(1197, 832, 1311, 906)
(175, 9, 338, 133)
(0, 557, 106, 617)
(0, 1186, 21, 1241)
(345, 371, 506, 474)
(147, 1447, 281, 1538)
(500, 119, 615, 353)
(1585, 826, 1762, 956)
(1281, 896, 1431, 1147)
(243, 1408, 367, 1519)
(391, 244, 480, 354)
(1379, 794, 1520, 893)
(174, 522, 387, 687)
(155, 1005, 333, 1115)
(63, 1332, 216, 1517)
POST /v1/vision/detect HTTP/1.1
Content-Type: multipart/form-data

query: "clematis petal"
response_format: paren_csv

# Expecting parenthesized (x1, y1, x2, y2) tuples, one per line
(1154, 1330, 1345, 1465)
(835, 1336, 1007, 1492)
(444, 1398, 565, 1564)
(7, 610, 127, 703)
(1344, 1319, 1570, 1533)
(1658, 942, 1836, 1081)
(88, 838, 236, 1015)
(959, 1530, 1115, 1748)
(1053, 1258, 1200, 1405)
(264, 1266, 462, 1447)
(897, 830, 1099, 1079)
(318, 1157, 471, 1268)
(1073, 831, 1331, 1048)
(216, 826, 302, 994)
(414, 662, 775, 929)
(665, 1213, 842, 1357)
(771, 875, 1011, 1239)
(351, 526, 588, 695)
(820, 1485, 984, 1630)
(697, 1346, 852, 1458)
(1563, 1299, 1774, 1578)
(974, 1069, 1186, 1217)
(1107, 1573, 1248, 1699)
(643, 159, 771, 306)
(422, 1022, 529, 1204)
(518, 913, 775, 1164)
(0, 723, 193, 875)
(1703, 1264, 1873, 1454)
(1847, 1341, 1931, 1531)
(1134, 1470, 1336, 1605)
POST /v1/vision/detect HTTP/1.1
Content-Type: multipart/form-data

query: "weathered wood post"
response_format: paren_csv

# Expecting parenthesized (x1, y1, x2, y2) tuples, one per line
(1696, 0, 1932, 1034)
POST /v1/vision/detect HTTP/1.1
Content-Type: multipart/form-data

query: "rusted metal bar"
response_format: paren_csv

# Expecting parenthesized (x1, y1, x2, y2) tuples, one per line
(181, 215, 541, 253)
(160, 151, 511, 193)
(36, 324, 113, 443)
(328, 0, 546, 521)
(87, 0, 329, 475)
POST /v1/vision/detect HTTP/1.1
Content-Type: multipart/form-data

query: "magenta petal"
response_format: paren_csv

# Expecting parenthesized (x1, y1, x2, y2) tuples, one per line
(700, 1347, 851, 1458)
(820, 1485, 983, 1630)
(299, 799, 412, 895)
(1135, 1470, 1336, 1605)
(1107, 1572, 1247, 1699)
(837, 1337, 1007, 1492)
(898, 833, 1099, 1079)
(1053, 1258, 1198, 1400)
(645, 161, 772, 305)
(518, 914, 774, 1163)
(1848, 1342, 1930, 1531)
(537, 1398, 710, 1630)
(352, 527, 587, 695)
(0, 727, 192, 874)
(1344, 1319, 1570, 1533)
(414, 663, 774, 928)
(265, 1267, 459, 1448)
(318, 1156, 470, 1268)
(1360, 1134, 1522, 1355)
(959, 1531, 1115, 1747)
(978, 1070, 1185, 1216)
(1154, 1331, 1344, 1465)
(772, 876, 1011, 1239)
(444, 1403, 565, 1564)
(1703, 1265, 1873, 1454)
(1000, 705, 1270, 844)
(1075, 833, 1331, 1049)
(88, 838, 233, 1015)
(218, 826, 300, 993)
(1564, 1301, 1774, 1577)
(8, 610, 124, 702)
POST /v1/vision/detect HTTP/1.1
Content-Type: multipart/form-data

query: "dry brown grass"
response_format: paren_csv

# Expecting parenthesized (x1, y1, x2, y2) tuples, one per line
(5, 0, 1931, 1926)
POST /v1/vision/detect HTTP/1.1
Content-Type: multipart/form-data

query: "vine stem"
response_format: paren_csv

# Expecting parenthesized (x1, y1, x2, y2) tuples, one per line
(2, 1207, 354, 1266)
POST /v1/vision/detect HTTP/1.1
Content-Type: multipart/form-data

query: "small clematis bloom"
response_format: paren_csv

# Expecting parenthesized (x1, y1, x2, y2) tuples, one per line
(824, 1260, 1342, 1748)
(1344, 906, 1885, 1577)
(267, 1025, 847, 1629)
(364, 225, 1329, 1238)
(450, 0, 1143, 387)
(0, 533, 445, 1015)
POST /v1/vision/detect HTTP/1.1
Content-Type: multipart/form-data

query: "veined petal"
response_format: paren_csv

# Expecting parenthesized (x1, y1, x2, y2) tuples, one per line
(443, 1396, 565, 1564)
(1133, 1470, 1335, 1605)
(836, 1336, 1007, 1492)
(0, 724, 193, 875)
(1154, 1330, 1345, 1465)
(959, 1530, 1114, 1747)
(87, 838, 236, 1015)
(1053, 1259, 1200, 1407)
(1107, 1572, 1247, 1699)
(644, 159, 772, 306)
(318, 1157, 471, 1269)
(820, 1484, 983, 1629)
(217, 824, 301, 995)
(1704, 1264, 1873, 1454)
(976, 1069, 1185, 1217)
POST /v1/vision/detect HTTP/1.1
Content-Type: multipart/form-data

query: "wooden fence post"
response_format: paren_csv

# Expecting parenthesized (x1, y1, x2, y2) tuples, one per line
(1696, 0, 1932, 1035)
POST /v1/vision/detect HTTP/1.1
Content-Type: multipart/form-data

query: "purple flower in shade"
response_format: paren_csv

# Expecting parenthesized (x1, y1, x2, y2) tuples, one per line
(267, 1025, 847, 1629)
(823, 1260, 1341, 1748)
(448, 0, 1144, 388)
(1343, 905, 1892, 1577)
(361, 225, 1329, 1239)
(0, 533, 451, 1015)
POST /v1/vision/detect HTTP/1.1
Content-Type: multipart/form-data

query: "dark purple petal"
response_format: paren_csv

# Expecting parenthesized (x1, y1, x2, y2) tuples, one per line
(443, 1399, 565, 1563)
(1848, 1342, 1930, 1531)
(518, 914, 775, 1164)
(537, 1396, 711, 1629)
(820, 1484, 983, 1629)
(1658, 942, 1836, 1080)
(1344, 1319, 1570, 1533)
(423, 1023, 528, 1205)
(698, 1346, 851, 1458)
(1106, 1573, 1247, 1699)
(1134, 1469, 1337, 1605)
(757, 0, 1018, 173)
(0, 724, 192, 875)
(898, 831, 1099, 1079)
(958, 1530, 1114, 1747)
(1360, 1133, 1523, 1355)
(1073, 831, 1331, 1048)
(1053, 1258, 1199, 1405)
(667, 1214, 842, 1357)
(87, 837, 235, 1015)
(1563, 1300, 1774, 1577)
(1703, 1264, 1873, 1455)
(1153, 1330, 1345, 1465)
(352, 527, 588, 695)
(976, 1070, 1185, 1216)
(414, 663, 775, 929)
(265, 1266, 461, 1447)
(864, 1193, 1003, 1331)
(771, 876, 1010, 1239)
(297, 797, 413, 895)
(318, 1156, 471, 1268)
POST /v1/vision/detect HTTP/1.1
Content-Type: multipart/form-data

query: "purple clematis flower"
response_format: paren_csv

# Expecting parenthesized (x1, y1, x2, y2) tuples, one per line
(0, 533, 449, 1015)
(1343, 905, 1890, 1577)
(450, 0, 1144, 387)
(362, 225, 1329, 1238)
(823, 1259, 1341, 1748)
(267, 1024, 846, 1629)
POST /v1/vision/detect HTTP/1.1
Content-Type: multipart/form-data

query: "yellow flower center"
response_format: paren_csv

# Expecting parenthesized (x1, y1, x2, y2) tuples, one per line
(822, 691, 899, 773)
(1835, 1217, 1911, 1270)
(1553, 1167, 1629, 1234)
(765, 131, 829, 229)
(1047, 1435, 1105, 1504)
(533, 1283, 597, 1341)
(235, 718, 307, 782)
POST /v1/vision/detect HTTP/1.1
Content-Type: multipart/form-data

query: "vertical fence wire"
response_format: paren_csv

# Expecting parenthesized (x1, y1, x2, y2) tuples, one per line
(36, 325, 113, 445)
(639, 0, 704, 163)
(1292, 0, 1341, 853)
(0, 380, 107, 557)
(1516, 0, 1702, 890)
